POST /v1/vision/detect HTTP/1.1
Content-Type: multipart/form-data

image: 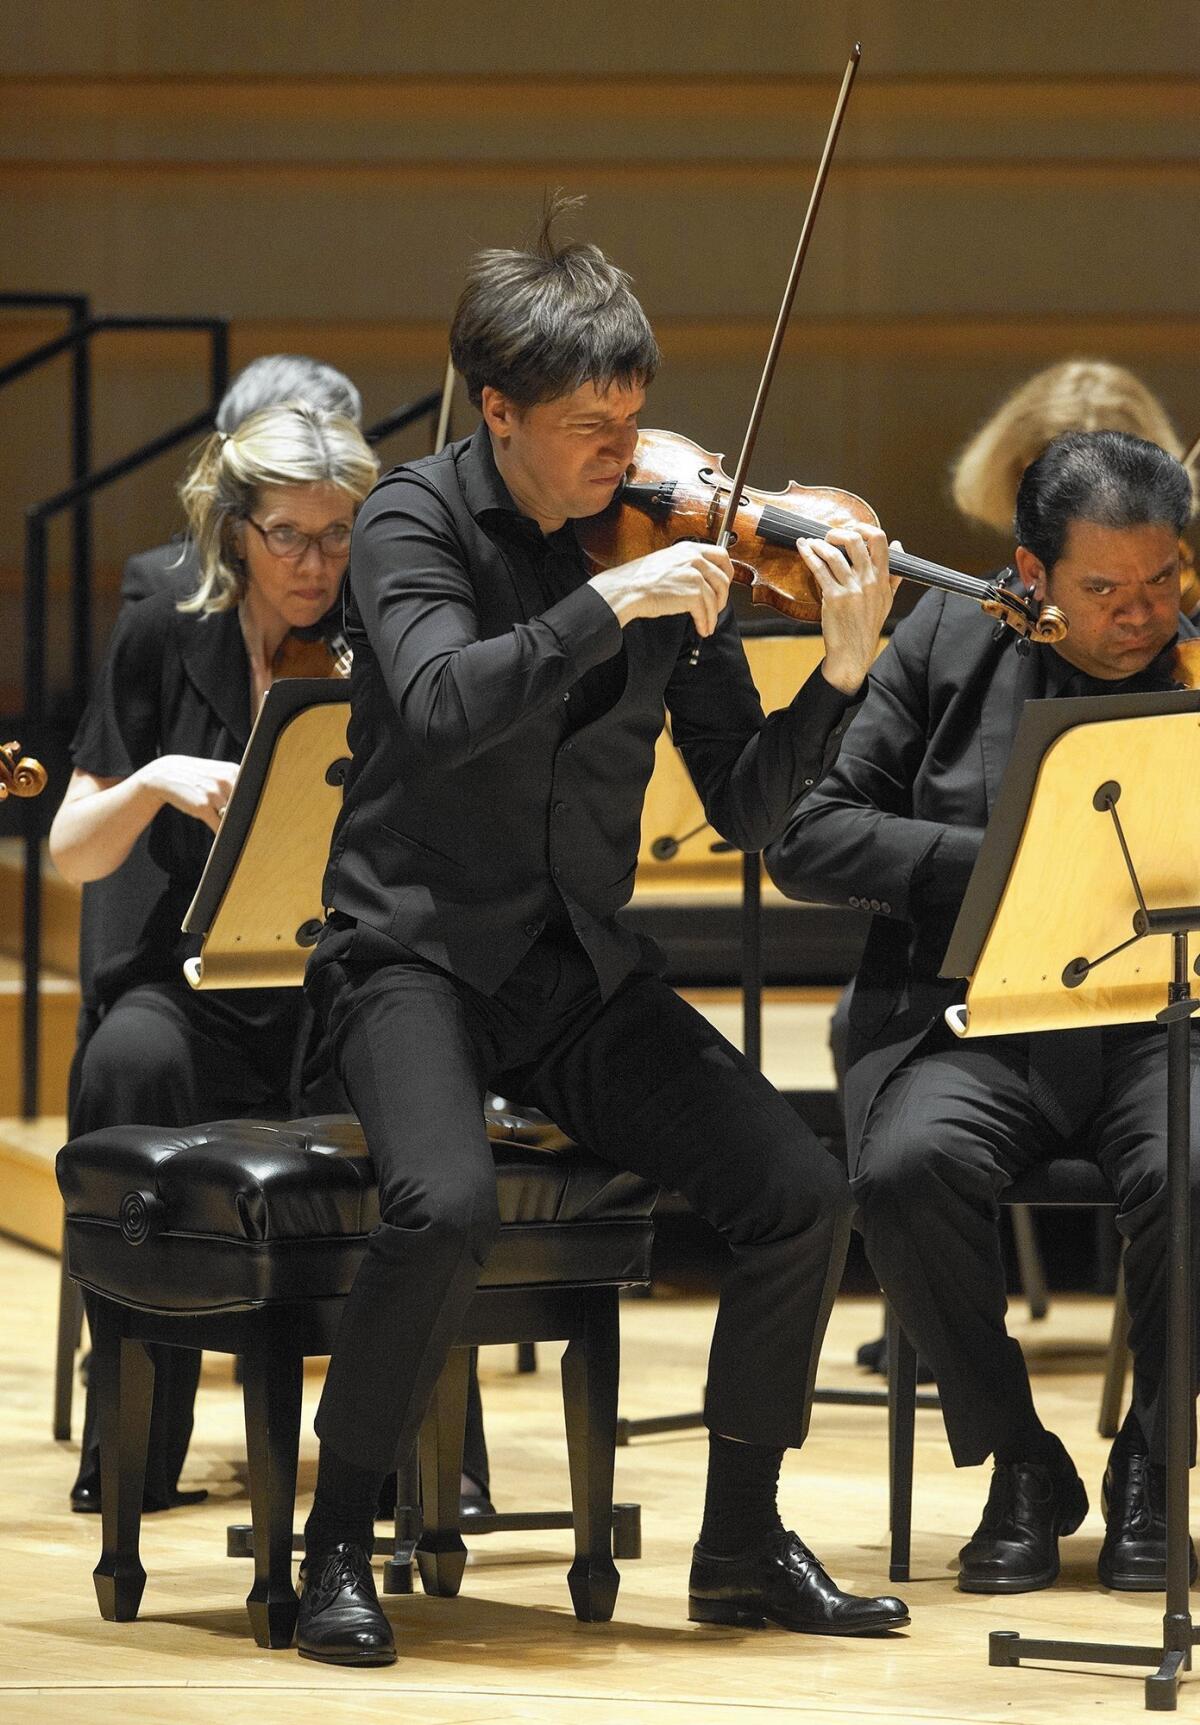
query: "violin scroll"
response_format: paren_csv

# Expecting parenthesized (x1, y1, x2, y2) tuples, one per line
(0, 741, 47, 799)
(979, 593, 1068, 645)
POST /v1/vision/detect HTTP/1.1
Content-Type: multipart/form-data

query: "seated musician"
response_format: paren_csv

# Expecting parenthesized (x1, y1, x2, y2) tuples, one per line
(851, 357, 1188, 1380)
(118, 353, 366, 606)
(50, 402, 378, 1509)
(768, 429, 1199, 1595)
(293, 201, 907, 1667)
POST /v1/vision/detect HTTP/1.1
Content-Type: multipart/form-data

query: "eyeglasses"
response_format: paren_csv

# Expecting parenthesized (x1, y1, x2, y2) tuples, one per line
(246, 517, 352, 561)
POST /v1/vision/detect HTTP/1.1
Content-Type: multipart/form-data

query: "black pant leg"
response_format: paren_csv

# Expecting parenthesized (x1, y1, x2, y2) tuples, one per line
(309, 956, 503, 1474)
(1091, 1025, 1200, 1463)
(851, 1038, 1057, 1467)
(525, 972, 854, 1449)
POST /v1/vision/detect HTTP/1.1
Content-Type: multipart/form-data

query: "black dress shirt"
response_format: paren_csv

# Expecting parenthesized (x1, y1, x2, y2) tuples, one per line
(322, 426, 864, 999)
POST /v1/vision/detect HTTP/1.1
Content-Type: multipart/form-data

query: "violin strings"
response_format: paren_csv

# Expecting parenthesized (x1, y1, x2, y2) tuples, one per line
(642, 485, 1023, 614)
(754, 505, 996, 603)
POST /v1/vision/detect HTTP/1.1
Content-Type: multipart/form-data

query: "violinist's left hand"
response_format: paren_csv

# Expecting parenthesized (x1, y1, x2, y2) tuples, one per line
(797, 523, 900, 695)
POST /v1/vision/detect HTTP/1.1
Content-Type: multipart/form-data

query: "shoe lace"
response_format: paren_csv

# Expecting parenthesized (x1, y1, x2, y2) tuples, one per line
(980, 1464, 1019, 1532)
(308, 1542, 370, 1602)
(1122, 1454, 1156, 1535)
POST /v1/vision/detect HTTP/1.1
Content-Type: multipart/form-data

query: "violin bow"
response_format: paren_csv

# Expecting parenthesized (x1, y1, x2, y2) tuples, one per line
(1183, 429, 1200, 474)
(716, 44, 862, 546)
(433, 350, 457, 454)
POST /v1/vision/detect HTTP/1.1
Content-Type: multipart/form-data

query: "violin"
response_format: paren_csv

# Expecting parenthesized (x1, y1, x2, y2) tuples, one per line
(270, 628, 351, 681)
(577, 429, 1068, 645)
(1170, 638, 1200, 688)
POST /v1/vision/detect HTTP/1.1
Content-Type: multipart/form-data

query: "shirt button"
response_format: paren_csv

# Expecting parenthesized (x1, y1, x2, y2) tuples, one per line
(881, 901, 891, 914)
(869, 898, 881, 912)
(849, 896, 860, 908)
(553, 801, 567, 816)
(524, 922, 541, 938)
(803, 777, 814, 787)
(552, 866, 561, 879)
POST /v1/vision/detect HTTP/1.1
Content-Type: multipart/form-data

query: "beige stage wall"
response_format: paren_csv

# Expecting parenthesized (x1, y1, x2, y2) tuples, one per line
(0, 1, 1196, 708)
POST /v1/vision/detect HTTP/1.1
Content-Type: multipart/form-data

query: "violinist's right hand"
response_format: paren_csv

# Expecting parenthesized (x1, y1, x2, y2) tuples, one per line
(49, 755, 242, 886)
(139, 755, 240, 833)
(589, 540, 733, 637)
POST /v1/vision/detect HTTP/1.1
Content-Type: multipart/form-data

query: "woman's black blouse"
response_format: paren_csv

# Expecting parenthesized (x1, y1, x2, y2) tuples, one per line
(69, 590, 295, 1029)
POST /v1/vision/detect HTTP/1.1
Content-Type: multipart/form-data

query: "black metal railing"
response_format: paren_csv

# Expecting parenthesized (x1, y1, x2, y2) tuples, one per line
(7, 309, 229, 1115)
(365, 386, 444, 450)
(0, 294, 93, 709)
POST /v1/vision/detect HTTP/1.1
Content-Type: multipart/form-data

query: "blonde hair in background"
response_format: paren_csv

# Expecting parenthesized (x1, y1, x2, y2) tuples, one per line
(178, 401, 379, 614)
(952, 360, 1184, 534)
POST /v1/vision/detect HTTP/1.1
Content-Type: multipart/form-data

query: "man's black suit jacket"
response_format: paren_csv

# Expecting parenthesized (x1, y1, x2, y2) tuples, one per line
(324, 429, 862, 1000)
(765, 588, 1196, 1168)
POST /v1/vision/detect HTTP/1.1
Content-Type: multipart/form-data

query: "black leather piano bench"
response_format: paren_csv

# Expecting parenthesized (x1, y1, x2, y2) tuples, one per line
(56, 1113, 656, 1649)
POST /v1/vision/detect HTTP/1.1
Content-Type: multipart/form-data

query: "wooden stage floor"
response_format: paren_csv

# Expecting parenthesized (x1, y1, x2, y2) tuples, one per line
(0, 1233, 1189, 1723)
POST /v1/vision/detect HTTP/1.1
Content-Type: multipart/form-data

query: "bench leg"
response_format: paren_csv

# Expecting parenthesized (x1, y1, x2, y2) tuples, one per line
(53, 1217, 84, 1440)
(241, 1333, 303, 1648)
(91, 1303, 153, 1622)
(561, 1289, 620, 1623)
(416, 1349, 469, 1598)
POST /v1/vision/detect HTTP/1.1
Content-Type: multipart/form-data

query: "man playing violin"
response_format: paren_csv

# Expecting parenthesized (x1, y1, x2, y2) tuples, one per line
(294, 203, 905, 1665)
(768, 429, 1199, 1596)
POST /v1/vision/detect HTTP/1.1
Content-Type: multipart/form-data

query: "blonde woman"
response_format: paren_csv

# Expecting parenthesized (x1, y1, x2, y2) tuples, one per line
(952, 358, 1183, 534)
(52, 402, 377, 1511)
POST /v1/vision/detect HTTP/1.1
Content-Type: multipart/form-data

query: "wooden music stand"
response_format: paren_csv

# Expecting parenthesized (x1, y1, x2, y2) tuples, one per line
(941, 687, 1200, 1712)
(182, 678, 350, 987)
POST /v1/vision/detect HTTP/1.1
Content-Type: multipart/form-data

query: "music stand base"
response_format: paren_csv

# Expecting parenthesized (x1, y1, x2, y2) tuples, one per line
(990, 1624, 1199, 1711)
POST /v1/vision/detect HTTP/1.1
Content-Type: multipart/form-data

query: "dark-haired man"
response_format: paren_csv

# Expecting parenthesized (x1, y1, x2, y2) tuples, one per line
(295, 214, 907, 1664)
(768, 430, 1200, 1597)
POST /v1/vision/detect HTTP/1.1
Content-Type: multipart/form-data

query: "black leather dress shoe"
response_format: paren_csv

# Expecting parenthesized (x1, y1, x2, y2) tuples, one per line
(296, 1542, 396, 1667)
(70, 1473, 208, 1514)
(459, 1486, 496, 1519)
(689, 1529, 909, 1635)
(958, 1451, 1088, 1593)
(1099, 1447, 1198, 1591)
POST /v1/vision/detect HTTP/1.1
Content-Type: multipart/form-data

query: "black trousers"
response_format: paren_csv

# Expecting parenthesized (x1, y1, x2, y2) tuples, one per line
(852, 1022, 1200, 1468)
(306, 922, 854, 1474)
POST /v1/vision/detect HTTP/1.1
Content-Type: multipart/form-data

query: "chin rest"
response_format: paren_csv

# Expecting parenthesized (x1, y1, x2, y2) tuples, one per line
(57, 1109, 655, 1647)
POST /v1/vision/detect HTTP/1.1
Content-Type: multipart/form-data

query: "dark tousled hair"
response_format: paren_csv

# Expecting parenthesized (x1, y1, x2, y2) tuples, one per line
(1015, 429, 1192, 571)
(450, 193, 660, 410)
